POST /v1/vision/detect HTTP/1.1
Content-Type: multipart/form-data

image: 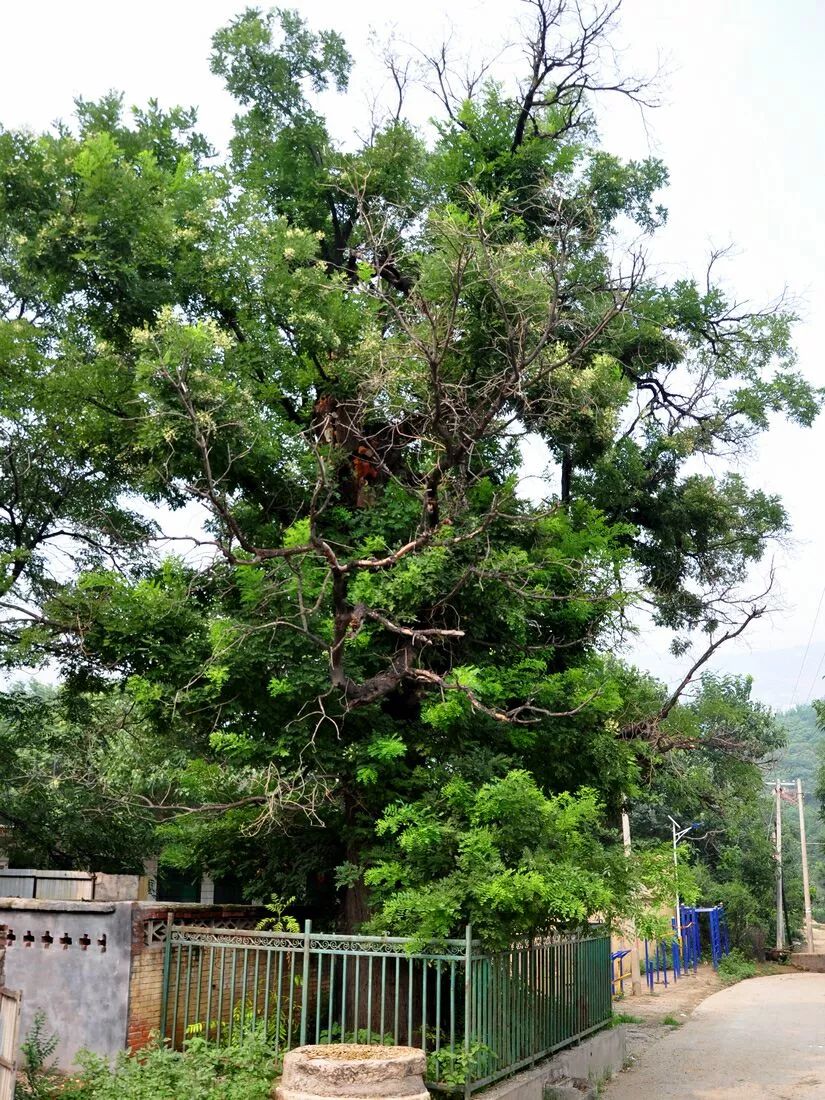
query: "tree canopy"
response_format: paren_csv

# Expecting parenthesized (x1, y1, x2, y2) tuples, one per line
(0, 0, 818, 940)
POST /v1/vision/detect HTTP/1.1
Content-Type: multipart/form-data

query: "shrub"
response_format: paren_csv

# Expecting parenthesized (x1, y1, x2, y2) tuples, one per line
(717, 949, 757, 985)
(58, 1034, 278, 1100)
(17, 1012, 60, 1099)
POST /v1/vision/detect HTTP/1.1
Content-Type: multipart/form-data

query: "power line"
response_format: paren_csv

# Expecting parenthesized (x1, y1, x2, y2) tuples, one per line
(804, 643, 825, 705)
(790, 581, 825, 707)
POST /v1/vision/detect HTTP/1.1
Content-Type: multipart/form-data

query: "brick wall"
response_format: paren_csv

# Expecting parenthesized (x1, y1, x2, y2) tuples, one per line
(127, 904, 261, 1052)
(127, 909, 165, 1051)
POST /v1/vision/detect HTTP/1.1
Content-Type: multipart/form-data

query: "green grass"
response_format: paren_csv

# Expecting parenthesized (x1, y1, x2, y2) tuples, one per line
(661, 1014, 681, 1027)
(595, 1069, 614, 1095)
(754, 961, 792, 977)
(609, 1012, 642, 1027)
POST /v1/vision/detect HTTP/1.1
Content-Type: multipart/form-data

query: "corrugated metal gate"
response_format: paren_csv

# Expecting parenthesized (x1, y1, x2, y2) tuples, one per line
(0, 987, 21, 1100)
(0, 870, 95, 901)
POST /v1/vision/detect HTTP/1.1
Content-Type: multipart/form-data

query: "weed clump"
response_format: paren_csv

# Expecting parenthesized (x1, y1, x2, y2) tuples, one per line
(718, 949, 757, 985)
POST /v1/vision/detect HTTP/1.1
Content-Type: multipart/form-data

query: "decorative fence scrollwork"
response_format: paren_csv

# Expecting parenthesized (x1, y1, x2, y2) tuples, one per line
(161, 920, 611, 1095)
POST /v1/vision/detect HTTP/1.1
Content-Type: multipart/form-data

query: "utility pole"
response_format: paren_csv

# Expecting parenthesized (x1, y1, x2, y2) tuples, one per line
(621, 803, 643, 996)
(774, 782, 785, 951)
(797, 777, 815, 954)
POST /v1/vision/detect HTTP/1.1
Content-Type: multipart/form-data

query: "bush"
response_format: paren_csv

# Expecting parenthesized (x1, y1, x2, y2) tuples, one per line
(17, 1012, 60, 1099)
(58, 1033, 278, 1100)
(705, 881, 764, 950)
(717, 949, 757, 985)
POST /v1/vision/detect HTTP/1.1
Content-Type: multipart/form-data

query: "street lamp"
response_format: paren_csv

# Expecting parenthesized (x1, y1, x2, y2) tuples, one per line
(668, 816, 702, 945)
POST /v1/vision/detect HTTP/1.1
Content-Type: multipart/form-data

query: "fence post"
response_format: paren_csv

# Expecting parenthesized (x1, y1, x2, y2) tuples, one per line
(300, 919, 312, 1045)
(464, 925, 473, 1099)
(159, 910, 174, 1043)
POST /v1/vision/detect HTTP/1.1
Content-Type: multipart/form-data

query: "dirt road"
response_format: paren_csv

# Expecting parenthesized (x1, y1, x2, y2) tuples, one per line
(603, 973, 825, 1099)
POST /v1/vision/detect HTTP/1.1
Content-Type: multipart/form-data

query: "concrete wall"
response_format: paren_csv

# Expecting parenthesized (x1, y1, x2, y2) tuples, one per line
(791, 952, 825, 972)
(94, 875, 148, 902)
(482, 1027, 627, 1100)
(0, 899, 133, 1070)
(553, 1026, 626, 1082)
(1, 900, 265, 1069)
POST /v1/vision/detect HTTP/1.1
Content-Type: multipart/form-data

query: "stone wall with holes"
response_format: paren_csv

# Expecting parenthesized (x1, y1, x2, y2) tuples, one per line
(0, 898, 133, 1069)
(127, 904, 261, 1053)
(0, 899, 261, 1069)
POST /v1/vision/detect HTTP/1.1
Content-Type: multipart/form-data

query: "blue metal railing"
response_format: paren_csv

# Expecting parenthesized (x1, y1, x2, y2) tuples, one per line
(631, 904, 730, 993)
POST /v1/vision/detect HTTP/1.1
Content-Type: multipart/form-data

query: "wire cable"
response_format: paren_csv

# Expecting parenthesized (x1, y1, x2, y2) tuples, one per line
(804, 644, 825, 705)
(790, 581, 825, 707)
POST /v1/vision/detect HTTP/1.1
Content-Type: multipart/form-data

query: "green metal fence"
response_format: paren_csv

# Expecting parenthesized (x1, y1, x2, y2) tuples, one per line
(160, 920, 611, 1094)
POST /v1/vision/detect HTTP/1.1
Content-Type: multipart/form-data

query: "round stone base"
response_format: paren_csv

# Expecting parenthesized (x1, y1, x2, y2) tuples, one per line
(276, 1045, 429, 1100)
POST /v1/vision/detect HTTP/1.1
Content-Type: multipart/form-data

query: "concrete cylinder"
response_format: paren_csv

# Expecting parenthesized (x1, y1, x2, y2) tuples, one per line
(276, 1045, 429, 1100)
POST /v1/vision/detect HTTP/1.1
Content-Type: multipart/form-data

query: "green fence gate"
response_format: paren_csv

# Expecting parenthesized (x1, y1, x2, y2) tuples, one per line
(160, 921, 611, 1094)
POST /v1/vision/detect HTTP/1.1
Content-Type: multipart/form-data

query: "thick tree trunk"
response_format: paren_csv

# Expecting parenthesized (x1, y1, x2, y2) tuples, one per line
(342, 876, 371, 934)
(338, 848, 424, 1042)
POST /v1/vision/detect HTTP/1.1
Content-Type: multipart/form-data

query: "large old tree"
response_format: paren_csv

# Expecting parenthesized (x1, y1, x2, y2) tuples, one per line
(0, 2, 817, 936)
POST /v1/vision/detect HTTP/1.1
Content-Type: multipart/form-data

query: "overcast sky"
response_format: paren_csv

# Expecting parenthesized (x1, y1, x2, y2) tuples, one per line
(3, 0, 823, 708)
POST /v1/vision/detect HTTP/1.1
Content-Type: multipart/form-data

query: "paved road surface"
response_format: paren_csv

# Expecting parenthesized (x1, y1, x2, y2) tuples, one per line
(603, 974, 825, 1099)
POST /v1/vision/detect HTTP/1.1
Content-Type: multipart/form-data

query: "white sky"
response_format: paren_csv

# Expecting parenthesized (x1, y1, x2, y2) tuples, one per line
(2, 0, 824, 708)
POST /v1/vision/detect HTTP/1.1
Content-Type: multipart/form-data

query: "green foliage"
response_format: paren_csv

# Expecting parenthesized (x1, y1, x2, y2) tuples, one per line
(318, 1026, 395, 1045)
(778, 705, 821, 791)
(0, 685, 154, 871)
(16, 1012, 60, 1100)
(427, 1043, 492, 1089)
(628, 674, 793, 948)
(256, 894, 301, 933)
(0, 1, 818, 949)
(58, 1035, 277, 1100)
(717, 948, 758, 985)
(363, 768, 691, 948)
(363, 771, 615, 946)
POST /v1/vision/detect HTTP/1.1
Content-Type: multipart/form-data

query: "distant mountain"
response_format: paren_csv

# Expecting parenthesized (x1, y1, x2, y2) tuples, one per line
(774, 705, 823, 792)
(773, 705, 825, 918)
